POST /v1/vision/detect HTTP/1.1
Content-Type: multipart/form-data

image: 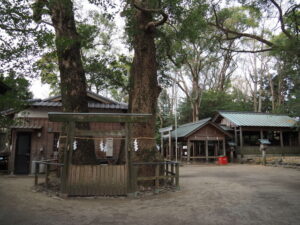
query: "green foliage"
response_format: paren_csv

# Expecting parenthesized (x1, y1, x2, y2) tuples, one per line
(217, 6, 261, 31)
(177, 89, 253, 124)
(0, 0, 50, 76)
(0, 73, 32, 127)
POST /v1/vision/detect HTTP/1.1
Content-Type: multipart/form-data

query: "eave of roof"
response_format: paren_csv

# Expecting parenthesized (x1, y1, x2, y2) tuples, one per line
(216, 111, 297, 128)
(171, 118, 211, 138)
(31, 101, 128, 110)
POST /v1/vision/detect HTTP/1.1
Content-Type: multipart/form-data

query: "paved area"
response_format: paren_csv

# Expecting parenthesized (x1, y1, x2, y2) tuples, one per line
(0, 165, 300, 225)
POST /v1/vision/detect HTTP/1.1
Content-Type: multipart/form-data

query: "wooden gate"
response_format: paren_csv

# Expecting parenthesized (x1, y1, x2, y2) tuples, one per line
(67, 165, 127, 196)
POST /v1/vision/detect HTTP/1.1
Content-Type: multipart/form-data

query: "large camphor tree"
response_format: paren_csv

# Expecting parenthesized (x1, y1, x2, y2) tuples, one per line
(33, 0, 96, 164)
(125, 0, 169, 160)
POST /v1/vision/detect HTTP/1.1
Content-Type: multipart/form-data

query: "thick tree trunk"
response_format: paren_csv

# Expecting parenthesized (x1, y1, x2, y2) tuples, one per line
(129, 7, 162, 160)
(49, 0, 96, 164)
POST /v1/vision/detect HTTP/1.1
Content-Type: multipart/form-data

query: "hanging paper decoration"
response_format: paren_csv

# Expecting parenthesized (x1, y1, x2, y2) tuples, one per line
(100, 140, 105, 152)
(73, 140, 77, 150)
(56, 139, 60, 149)
(134, 139, 138, 152)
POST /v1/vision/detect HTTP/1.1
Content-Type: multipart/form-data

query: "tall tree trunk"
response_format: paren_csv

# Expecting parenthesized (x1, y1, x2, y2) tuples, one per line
(218, 41, 233, 91)
(129, 2, 166, 161)
(33, 0, 96, 164)
(268, 73, 275, 112)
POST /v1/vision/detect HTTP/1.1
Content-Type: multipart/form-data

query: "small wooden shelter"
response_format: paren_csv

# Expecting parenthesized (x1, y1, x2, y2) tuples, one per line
(213, 111, 300, 156)
(160, 118, 232, 162)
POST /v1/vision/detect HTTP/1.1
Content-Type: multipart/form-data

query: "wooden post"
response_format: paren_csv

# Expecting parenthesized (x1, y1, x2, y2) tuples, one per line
(168, 131, 172, 160)
(223, 139, 226, 156)
(126, 123, 136, 194)
(166, 162, 169, 182)
(239, 127, 243, 148)
(230, 148, 234, 163)
(61, 121, 75, 194)
(280, 130, 284, 147)
(45, 164, 50, 189)
(161, 133, 164, 158)
(34, 162, 39, 186)
(175, 163, 179, 189)
(187, 140, 191, 163)
(171, 163, 174, 184)
(260, 129, 264, 139)
(205, 140, 208, 163)
(192, 142, 195, 161)
(234, 127, 238, 145)
(155, 164, 159, 193)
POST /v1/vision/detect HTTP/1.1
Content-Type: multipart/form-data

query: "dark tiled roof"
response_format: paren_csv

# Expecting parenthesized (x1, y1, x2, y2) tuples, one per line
(31, 101, 128, 110)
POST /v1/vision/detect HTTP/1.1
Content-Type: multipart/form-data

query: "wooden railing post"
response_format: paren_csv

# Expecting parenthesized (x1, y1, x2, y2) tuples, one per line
(175, 163, 179, 189)
(34, 162, 39, 186)
(155, 164, 160, 193)
(166, 162, 169, 183)
(45, 163, 50, 189)
(171, 163, 175, 184)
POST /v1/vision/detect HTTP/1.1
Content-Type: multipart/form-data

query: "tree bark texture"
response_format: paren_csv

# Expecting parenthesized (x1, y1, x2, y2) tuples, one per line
(129, 3, 163, 162)
(34, 0, 96, 164)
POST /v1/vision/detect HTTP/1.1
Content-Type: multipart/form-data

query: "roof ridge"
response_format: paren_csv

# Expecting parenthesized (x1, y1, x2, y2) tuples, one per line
(178, 117, 211, 128)
(218, 110, 291, 116)
(40, 91, 127, 106)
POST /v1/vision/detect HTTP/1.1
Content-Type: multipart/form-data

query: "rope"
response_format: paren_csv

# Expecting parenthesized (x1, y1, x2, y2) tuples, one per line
(58, 136, 156, 141)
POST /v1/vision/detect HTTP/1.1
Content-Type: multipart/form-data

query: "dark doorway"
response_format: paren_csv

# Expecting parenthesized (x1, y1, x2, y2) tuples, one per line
(15, 132, 31, 174)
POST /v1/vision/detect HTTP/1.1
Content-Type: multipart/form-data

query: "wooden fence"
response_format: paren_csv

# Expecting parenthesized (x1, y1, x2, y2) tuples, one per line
(67, 164, 127, 196)
(240, 146, 300, 155)
(132, 161, 179, 193)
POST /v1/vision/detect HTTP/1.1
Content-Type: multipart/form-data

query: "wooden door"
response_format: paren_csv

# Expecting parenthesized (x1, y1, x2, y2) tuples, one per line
(15, 132, 31, 174)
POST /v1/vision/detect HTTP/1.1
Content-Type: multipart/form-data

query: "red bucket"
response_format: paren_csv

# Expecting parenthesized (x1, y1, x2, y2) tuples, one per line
(218, 156, 228, 165)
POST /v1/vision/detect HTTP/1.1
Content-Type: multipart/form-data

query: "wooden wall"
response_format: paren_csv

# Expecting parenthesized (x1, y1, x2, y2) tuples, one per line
(10, 109, 126, 174)
(188, 124, 226, 141)
(67, 164, 127, 196)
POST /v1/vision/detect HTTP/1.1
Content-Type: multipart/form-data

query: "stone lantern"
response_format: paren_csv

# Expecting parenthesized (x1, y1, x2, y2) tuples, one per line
(258, 139, 271, 165)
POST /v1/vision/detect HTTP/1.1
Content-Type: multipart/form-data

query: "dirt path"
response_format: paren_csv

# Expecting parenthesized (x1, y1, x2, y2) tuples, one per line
(0, 165, 300, 225)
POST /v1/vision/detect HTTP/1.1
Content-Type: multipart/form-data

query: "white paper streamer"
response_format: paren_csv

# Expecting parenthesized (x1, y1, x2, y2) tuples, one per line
(73, 140, 77, 150)
(134, 139, 138, 152)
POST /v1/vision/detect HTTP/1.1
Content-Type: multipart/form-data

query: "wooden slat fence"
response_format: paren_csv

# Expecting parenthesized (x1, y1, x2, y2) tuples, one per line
(67, 164, 127, 196)
(132, 161, 179, 193)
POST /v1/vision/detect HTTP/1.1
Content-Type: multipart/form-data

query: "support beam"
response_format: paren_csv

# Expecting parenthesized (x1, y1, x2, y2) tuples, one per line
(168, 131, 172, 160)
(239, 127, 243, 149)
(280, 130, 284, 147)
(192, 142, 195, 161)
(260, 129, 264, 139)
(187, 140, 191, 163)
(234, 127, 238, 144)
(49, 112, 152, 123)
(223, 139, 226, 156)
(161, 133, 164, 158)
(205, 140, 208, 163)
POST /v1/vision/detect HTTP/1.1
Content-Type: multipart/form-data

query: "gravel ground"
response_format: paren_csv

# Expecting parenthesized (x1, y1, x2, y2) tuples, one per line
(0, 164, 300, 225)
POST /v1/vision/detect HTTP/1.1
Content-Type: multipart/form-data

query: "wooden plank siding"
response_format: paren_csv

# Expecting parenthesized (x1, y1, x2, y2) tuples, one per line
(187, 124, 227, 141)
(67, 165, 127, 196)
(10, 117, 125, 174)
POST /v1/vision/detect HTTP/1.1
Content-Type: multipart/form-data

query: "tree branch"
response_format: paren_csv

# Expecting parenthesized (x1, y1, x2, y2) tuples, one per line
(132, 0, 168, 29)
(220, 47, 273, 53)
(210, 5, 276, 48)
(269, 0, 292, 39)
